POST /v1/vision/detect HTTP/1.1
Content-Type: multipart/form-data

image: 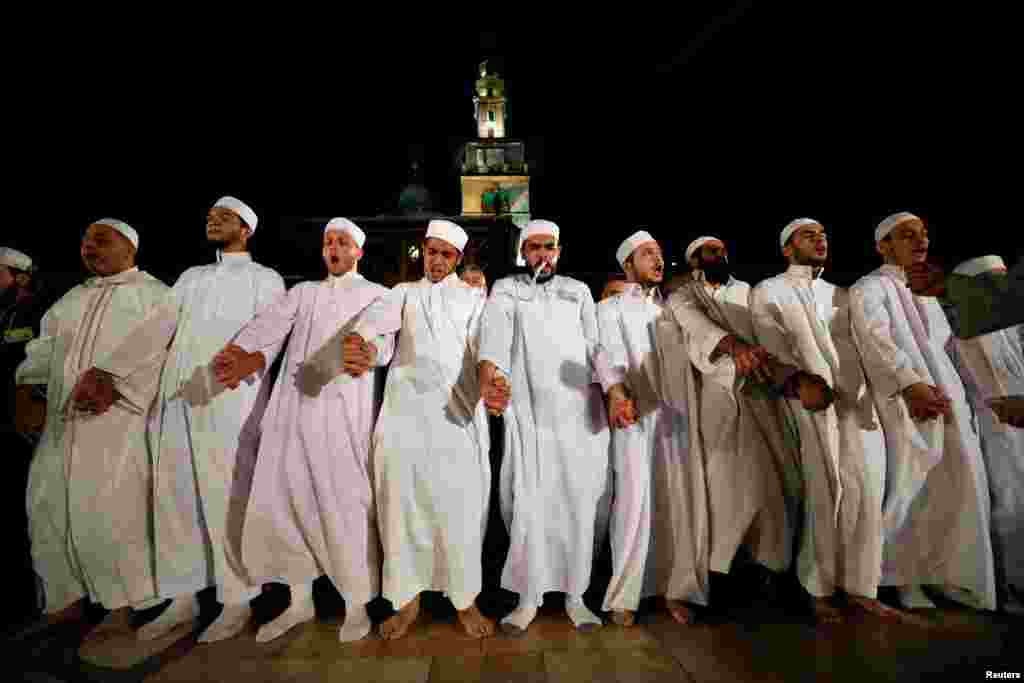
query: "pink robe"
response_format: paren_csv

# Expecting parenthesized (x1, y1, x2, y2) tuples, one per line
(233, 273, 394, 606)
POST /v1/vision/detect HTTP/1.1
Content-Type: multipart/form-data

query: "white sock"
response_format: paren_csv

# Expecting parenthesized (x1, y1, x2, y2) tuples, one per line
(136, 596, 199, 641)
(198, 603, 251, 643)
(338, 604, 372, 643)
(898, 585, 936, 609)
(255, 585, 315, 643)
(566, 595, 602, 630)
(500, 604, 538, 632)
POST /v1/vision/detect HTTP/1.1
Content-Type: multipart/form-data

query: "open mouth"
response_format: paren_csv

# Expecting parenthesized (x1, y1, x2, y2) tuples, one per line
(330, 255, 340, 264)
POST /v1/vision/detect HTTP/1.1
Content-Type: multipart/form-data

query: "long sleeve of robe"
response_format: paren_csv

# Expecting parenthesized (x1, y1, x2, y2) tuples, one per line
(230, 274, 392, 606)
(665, 279, 796, 575)
(17, 268, 169, 612)
(850, 265, 995, 609)
(478, 274, 610, 602)
(95, 252, 286, 604)
(352, 274, 490, 611)
(751, 267, 886, 599)
(596, 287, 709, 612)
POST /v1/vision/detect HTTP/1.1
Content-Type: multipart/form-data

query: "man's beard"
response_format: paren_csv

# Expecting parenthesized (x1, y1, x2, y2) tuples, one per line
(700, 257, 731, 285)
(515, 260, 557, 284)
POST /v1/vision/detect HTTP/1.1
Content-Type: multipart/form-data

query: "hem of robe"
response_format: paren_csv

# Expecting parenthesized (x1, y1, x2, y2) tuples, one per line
(245, 567, 378, 607)
(385, 582, 480, 612)
(499, 578, 593, 602)
(603, 581, 709, 612)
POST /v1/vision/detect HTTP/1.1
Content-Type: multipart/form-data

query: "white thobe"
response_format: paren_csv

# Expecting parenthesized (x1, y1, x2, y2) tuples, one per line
(97, 252, 286, 605)
(850, 265, 995, 609)
(479, 274, 610, 602)
(665, 275, 796, 575)
(352, 273, 490, 611)
(594, 285, 709, 611)
(17, 268, 169, 612)
(949, 323, 1024, 592)
(230, 272, 395, 606)
(750, 266, 886, 598)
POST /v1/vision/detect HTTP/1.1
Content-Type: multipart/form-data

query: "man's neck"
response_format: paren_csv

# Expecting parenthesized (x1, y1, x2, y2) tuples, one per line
(789, 261, 825, 278)
(221, 242, 247, 254)
(15, 288, 33, 305)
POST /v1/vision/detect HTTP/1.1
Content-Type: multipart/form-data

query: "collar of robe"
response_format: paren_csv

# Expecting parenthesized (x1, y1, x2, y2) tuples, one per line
(326, 270, 362, 287)
(784, 264, 825, 281)
(83, 266, 141, 288)
(879, 263, 907, 283)
(216, 250, 253, 265)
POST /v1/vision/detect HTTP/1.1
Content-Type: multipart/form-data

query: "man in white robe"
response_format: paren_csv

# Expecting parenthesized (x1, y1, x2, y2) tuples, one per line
(664, 236, 797, 599)
(849, 212, 995, 611)
(71, 197, 287, 642)
(750, 219, 901, 623)
(16, 220, 168, 625)
(478, 219, 610, 635)
(940, 254, 1023, 613)
(341, 219, 494, 640)
(212, 218, 394, 641)
(596, 231, 708, 627)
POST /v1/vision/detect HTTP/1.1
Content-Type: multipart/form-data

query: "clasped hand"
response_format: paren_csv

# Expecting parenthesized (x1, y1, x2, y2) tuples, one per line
(902, 382, 952, 422)
(213, 344, 266, 389)
(340, 334, 378, 378)
(69, 368, 119, 415)
(606, 383, 637, 429)
(478, 361, 511, 415)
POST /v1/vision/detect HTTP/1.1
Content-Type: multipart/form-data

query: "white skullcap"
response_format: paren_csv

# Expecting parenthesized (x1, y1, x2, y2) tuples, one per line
(685, 236, 723, 263)
(616, 230, 657, 267)
(93, 218, 139, 249)
(522, 219, 560, 241)
(953, 255, 1006, 277)
(213, 196, 258, 232)
(324, 217, 366, 248)
(780, 218, 821, 249)
(425, 219, 468, 251)
(875, 212, 921, 243)
(0, 247, 33, 271)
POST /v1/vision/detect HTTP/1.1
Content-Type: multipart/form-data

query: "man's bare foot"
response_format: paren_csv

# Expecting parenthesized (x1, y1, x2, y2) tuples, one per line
(456, 604, 494, 638)
(667, 600, 694, 625)
(610, 610, 635, 627)
(380, 595, 420, 640)
(811, 596, 843, 624)
(847, 595, 905, 622)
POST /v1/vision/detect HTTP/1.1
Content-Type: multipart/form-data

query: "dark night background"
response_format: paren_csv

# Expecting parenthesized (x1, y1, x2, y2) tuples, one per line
(7, 5, 1014, 294)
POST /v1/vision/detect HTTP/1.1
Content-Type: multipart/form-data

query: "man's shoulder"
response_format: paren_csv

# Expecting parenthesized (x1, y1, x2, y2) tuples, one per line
(134, 270, 171, 293)
(850, 270, 887, 295)
(554, 275, 590, 292)
(752, 273, 786, 293)
(248, 261, 285, 282)
(727, 277, 751, 292)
